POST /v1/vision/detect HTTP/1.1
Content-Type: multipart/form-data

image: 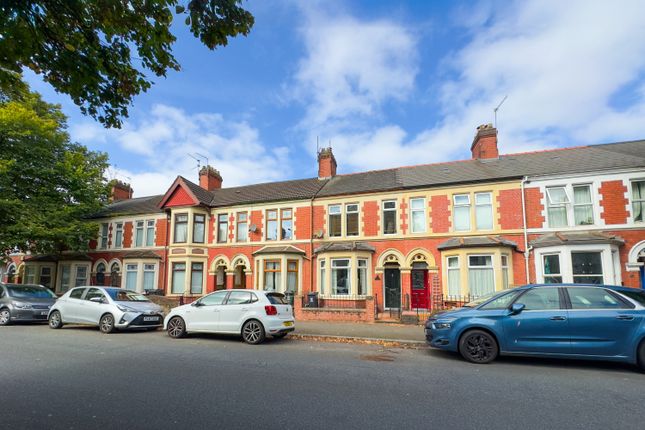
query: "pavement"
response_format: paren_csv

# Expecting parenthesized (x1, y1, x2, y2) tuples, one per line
(293, 320, 426, 344)
(2, 324, 645, 430)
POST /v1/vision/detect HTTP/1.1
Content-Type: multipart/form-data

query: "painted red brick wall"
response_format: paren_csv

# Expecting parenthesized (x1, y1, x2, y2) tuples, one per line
(123, 222, 133, 248)
(524, 187, 544, 229)
(430, 195, 450, 233)
(155, 218, 168, 246)
(362, 201, 379, 236)
(616, 229, 645, 288)
(295, 206, 312, 240)
(249, 210, 263, 242)
(400, 198, 408, 234)
(599, 180, 629, 225)
(497, 189, 523, 230)
(228, 213, 235, 241)
(312, 205, 325, 237)
(164, 186, 196, 207)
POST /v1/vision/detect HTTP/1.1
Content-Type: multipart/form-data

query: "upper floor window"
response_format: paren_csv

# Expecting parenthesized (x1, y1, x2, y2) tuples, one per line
(266, 210, 278, 241)
(546, 186, 570, 227)
(633, 180, 645, 222)
(346, 204, 359, 236)
(382, 200, 397, 235)
(135, 221, 145, 247)
(573, 185, 593, 225)
(114, 223, 123, 248)
(546, 184, 595, 227)
(193, 214, 205, 244)
(99, 223, 108, 249)
(453, 194, 470, 231)
(217, 214, 228, 243)
(174, 214, 188, 243)
(145, 220, 155, 246)
(475, 192, 493, 230)
(410, 198, 426, 233)
(281, 209, 293, 240)
(328, 205, 342, 237)
(237, 212, 248, 242)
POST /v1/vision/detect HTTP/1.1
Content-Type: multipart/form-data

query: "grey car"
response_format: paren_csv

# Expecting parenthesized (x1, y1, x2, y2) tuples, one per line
(0, 283, 57, 325)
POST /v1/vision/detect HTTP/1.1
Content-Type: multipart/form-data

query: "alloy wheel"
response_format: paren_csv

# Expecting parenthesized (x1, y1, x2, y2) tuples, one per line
(242, 321, 264, 344)
(100, 314, 114, 334)
(48, 311, 62, 329)
(0, 309, 10, 326)
(167, 317, 185, 338)
(464, 333, 495, 363)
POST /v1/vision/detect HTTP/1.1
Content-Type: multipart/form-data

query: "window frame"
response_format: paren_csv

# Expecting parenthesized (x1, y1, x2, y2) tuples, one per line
(545, 186, 570, 228)
(328, 204, 342, 237)
(173, 213, 189, 244)
(467, 254, 495, 298)
(135, 220, 145, 247)
(382, 200, 397, 235)
(446, 256, 461, 297)
(572, 184, 594, 226)
(236, 212, 248, 242)
(281, 208, 293, 240)
(542, 253, 563, 284)
(171, 262, 186, 294)
(330, 258, 352, 295)
(409, 197, 426, 234)
(286, 259, 299, 293)
(190, 262, 204, 295)
(114, 222, 123, 248)
(145, 219, 155, 246)
(571, 251, 604, 285)
(631, 179, 645, 223)
(216, 213, 228, 244)
(192, 214, 206, 244)
(345, 203, 360, 236)
(266, 210, 278, 241)
(263, 259, 281, 291)
(453, 194, 471, 232)
(99, 223, 109, 249)
(474, 192, 493, 230)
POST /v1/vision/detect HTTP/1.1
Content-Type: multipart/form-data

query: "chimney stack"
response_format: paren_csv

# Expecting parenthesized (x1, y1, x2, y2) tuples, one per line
(109, 180, 133, 202)
(471, 123, 499, 160)
(199, 166, 223, 191)
(317, 147, 337, 179)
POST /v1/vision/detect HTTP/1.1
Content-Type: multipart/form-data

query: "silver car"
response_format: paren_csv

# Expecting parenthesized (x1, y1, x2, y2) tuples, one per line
(0, 283, 57, 325)
(48, 286, 164, 333)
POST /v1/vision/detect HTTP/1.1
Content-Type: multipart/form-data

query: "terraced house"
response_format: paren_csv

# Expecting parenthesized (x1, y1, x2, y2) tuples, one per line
(4, 124, 645, 322)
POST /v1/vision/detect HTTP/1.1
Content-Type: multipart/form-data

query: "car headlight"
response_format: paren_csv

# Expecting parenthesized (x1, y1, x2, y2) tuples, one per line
(117, 304, 136, 313)
(433, 321, 453, 330)
(13, 302, 33, 309)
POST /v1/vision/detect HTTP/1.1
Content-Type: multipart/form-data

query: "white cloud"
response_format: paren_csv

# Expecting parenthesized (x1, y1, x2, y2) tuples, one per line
(291, 0, 645, 172)
(73, 104, 292, 197)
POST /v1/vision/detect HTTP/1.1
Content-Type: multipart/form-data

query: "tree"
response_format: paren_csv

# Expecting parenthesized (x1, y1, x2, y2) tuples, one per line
(0, 85, 110, 259)
(0, 1, 254, 128)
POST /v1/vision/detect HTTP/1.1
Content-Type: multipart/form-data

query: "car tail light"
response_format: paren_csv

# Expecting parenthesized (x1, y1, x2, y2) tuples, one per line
(265, 305, 278, 316)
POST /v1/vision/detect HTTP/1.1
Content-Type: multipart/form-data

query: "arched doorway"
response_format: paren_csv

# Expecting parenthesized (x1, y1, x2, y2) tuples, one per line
(384, 263, 401, 310)
(234, 265, 247, 289)
(410, 261, 429, 309)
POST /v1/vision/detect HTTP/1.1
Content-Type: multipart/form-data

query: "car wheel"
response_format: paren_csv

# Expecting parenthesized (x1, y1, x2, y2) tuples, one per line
(99, 314, 115, 334)
(48, 311, 63, 329)
(242, 320, 266, 345)
(167, 317, 186, 339)
(459, 329, 499, 364)
(273, 332, 288, 339)
(0, 308, 11, 326)
(638, 340, 645, 372)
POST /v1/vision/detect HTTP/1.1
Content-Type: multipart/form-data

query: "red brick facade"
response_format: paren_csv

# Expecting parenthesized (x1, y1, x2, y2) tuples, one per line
(599, 180, 629, 225)
(524, 187, 544, 229)
(497, 189, 523, 230)
(430, 195, 450, 233)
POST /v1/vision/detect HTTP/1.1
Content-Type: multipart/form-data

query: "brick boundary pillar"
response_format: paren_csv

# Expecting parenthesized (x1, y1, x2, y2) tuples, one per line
(226, 271, 235, 289)
(365, 296, 375, 321)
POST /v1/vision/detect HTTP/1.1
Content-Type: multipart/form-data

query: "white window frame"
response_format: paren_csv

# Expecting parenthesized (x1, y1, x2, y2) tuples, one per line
(409, 197, 426, 234)
(501, 254, 510, 289)
(535, 245, 619, 285)
(135, 220, 145, 247)
(99, 223, 109, 249)
(541, 253, 563, 284)
(319, 259, 326, 295)
(467, 254, 495, 298)
(572, 184, 594, 226)
(631, 179, 645, 223)
(382, 200, 397, 235)
(217, 213, 228, 244)
(330, 258, 352, 295)
(145, 220, 155, 246)
(345, 203, 360, 237)
(265, 209, 278, 241)
(236, 212, 248, 242)
(446, 256, 461, 297)
(474, 192, 493, 230)
(114, 222, 123, 248)
(328, 204, 342, 238)
(453, 194, 471, 232)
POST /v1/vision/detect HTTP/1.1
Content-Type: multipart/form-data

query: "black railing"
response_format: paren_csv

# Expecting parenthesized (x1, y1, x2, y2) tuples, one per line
(301, 294, 367, 310)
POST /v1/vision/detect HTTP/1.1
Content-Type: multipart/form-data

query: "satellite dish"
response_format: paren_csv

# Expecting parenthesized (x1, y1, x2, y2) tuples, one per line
(314, 229, 324, 239)
(249, 224, 257, 233)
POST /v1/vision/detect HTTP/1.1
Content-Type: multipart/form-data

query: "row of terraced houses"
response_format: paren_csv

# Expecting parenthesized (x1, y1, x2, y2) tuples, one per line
(3, 124, 645, 322)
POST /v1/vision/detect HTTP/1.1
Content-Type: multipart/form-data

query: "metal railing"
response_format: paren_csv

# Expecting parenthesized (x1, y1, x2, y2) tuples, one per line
(301, 294, 367, 310)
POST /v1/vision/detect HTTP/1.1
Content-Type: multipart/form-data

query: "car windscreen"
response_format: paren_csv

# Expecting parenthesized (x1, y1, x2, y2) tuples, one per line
(266, 293, 288, 305)
(620, 290, 645, 306)
(6, 285, 56, 299)
(106, 289, 150, 302)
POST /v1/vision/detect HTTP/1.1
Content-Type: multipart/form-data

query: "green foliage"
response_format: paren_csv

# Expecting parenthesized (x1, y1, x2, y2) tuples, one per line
(0, 86, 110, 259)
(0, 1, 254, 128)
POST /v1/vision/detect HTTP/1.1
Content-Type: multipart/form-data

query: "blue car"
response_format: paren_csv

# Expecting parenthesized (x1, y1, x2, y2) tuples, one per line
(426, 284, 645, 369)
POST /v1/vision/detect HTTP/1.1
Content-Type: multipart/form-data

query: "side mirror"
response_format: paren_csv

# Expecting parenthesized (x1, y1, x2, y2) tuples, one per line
(191, 301, 203, 307)
(89, 296, 105, 304)
(509, 303, 525, 315)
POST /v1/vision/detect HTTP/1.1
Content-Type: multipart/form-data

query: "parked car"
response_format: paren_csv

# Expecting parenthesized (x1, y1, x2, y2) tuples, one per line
(0, 283, 57, 325)
(48, 286, 164, 333)
(426, 284, 645, 370)
(164, 289, 295, 344)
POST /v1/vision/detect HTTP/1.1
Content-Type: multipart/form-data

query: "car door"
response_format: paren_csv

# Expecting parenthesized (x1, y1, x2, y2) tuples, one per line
(218, 291, 255, 333)
(501, 287, 571, 354)
(81, 288, 108, 324)
(185, 291, 228, 332)
(60, 288, 87, 323)
(565, 287, 643, 358)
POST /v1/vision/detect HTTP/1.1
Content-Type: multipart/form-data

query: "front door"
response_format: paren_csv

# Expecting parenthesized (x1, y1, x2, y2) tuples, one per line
(411, 269, 428, 309)
(384, 268, 401, 309)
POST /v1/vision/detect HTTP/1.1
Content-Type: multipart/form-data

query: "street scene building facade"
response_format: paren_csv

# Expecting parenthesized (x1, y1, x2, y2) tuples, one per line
(3, 124, 645, 322)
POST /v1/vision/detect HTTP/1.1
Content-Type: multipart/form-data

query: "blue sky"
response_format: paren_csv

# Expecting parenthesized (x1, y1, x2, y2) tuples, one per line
(25, 0, 645, 197)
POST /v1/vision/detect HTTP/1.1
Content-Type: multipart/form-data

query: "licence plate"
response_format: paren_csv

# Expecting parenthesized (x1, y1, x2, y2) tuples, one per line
(143, 316, 159, 322)
(40, 311, 48, 316)
(283, 321, 293, 327)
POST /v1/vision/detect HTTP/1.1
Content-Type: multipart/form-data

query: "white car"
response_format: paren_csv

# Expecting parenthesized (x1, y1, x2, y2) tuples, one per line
(48, 286, 164, 333)
(164, 289, 295, 344)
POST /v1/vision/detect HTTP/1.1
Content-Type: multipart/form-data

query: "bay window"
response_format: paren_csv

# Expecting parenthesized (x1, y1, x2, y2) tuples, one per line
(60, 265, 71, 292)
(331, 259, 351, 295)
(319, 260, 326, 295)
(75, 266, 88, 286)
(263, 260, 281, 291)
(447, 256, 460, 296)
(281, 209, 293, 240)
(174, 214, 188, 243)
(171, 263, 186, 294)
(501, 255, 510, 289)
(143, 264, 156, 291)
(114, 223, 123, 248)
(346, 204, 359, 236)
(125, 264, 138, 290)
(193, 214, 205, 244)
(190, 262, 204, 294)
(542, 254, 562, 283)
(468, 255, 495, 297)
(217, 214, 228, 243)
(357, 259, 368, 295)
(572, 252, 603, 284)
(266, 210, 278, 241)
(453, 194, 471, 231)
(573, 185, 593, 225)
(328, 205, 342, 237)
(382, 200, 397, 234)
(237, 212, 248, 242)
(410, 198, 426, 233)
(475, 192, 493, 230)
(286, 260, 298, 293)
(633, 180, 645, 222)
(25, 266, 36, 284)
(537, 247, 615, 285)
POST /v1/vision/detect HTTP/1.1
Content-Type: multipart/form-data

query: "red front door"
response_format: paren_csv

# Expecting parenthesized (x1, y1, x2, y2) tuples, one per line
(411, 269, 429, 309)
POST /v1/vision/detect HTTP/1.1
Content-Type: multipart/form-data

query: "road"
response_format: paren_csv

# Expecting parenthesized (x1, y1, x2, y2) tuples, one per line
(1, 324, 644, 430)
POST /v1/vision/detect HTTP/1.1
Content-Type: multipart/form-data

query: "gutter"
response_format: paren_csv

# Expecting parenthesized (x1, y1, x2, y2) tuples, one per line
(520, 176, 532, 283)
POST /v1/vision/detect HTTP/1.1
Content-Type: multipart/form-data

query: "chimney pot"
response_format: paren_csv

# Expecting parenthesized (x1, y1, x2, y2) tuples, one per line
(471, 123, 499, 160)
(317, 147, 337, 179)
(109, 180, 133, 202)
(199, 165, 223, 191)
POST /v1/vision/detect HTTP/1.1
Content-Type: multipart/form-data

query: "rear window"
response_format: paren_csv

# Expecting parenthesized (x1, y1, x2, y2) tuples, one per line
(69, 288, 85, 299)
(266, 293, 288, 305)
(106, 289, 150, 302)
(620, 290, 645, 306)
(6, 285, 56, 299)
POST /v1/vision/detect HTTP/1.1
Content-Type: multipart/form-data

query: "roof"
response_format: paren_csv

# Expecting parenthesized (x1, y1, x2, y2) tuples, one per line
(24, 253, 92, 262)
(252, 245, 306, 255)
(314, 242, 376, 254)
(530, 231, 625, 248)
(87, 195, 164, 219)
(437, 236, 518, 251)
(121, 250, 162, 260)
(91, 139, 645, 215)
